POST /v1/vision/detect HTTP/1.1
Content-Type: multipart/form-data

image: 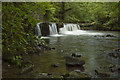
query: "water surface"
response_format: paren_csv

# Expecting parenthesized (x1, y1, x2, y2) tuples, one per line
(48, 30, 120, 78)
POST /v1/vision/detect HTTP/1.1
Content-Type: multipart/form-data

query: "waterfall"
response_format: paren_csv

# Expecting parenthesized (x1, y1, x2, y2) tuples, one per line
(77, 24, 81, 30)
(35, 22, 58, 37)
(35, 22, 103, 36)
(63, 23, 80, 31)
(59, 23, 80, 34)
(35, 23, 41, 37)
(49, 23, 58, 35)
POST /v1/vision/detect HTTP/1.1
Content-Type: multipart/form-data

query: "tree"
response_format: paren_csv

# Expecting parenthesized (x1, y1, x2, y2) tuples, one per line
(2, 2, 55, 66)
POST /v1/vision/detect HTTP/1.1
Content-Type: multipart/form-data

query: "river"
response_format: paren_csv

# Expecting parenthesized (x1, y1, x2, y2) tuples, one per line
(2, 30, 120, 78)
(48, 30, 120, 78)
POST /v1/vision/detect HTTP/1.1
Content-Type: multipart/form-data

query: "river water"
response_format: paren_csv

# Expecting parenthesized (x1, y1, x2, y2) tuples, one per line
(48, 30, 120, 78)
(2, 30, 120, 78)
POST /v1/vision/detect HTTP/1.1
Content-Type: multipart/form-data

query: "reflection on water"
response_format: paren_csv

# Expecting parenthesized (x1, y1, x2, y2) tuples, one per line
(48, 30, 119, 78)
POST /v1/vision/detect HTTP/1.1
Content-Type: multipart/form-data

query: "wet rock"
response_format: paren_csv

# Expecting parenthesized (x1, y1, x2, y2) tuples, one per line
(95, 34, 116, 38)
(108, 64, 115, 69)
(71, 53, 82, 57)
(51, 63, 59, 67)
(20, 64, 34, 74)
(39, 23, 50, 36)
(48, 47, 56, 50)
(36, 73, 54, 78)
(64, 56, 85, 67)
(106, 34, 115, 37)
(108, 64, 120, 72)
(108, 52, 120, 58)
(48, 73, 53, 75)
(94, 35, 97, 37)
(74, 69, 82, 73)
(56, 22, 64, 32)
(51, 47, 55, 50)
(94, 69, 110, 77)
(113, 48, 120, 52)
(66, 65, 85, 72)
(69, 71, 91, 78)
(36, 73, 48, 78)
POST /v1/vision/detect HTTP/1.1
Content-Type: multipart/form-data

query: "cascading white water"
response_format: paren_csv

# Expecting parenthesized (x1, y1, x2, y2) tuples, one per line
(64, 23, 80, 31)
(35, 23, 103, 37)
(49, 23, 58, 35)
(35, 22, 59, 37)
(77, 25, 81, 30)
(59, 23, 81, 34)
(59, 23, 103, 35)
(36, 23, 41, 37)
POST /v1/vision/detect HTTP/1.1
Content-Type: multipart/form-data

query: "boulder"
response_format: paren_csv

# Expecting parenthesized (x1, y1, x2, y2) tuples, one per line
(64, 56, 85, 67)
(71, 53, 82, 57)
(106, 34, 115, 37)
(74, 69, 82, 73)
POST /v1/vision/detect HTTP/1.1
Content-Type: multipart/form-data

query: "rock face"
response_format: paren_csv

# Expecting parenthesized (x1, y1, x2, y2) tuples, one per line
(64, 56, 85, 67)
(39, 23, 50, 36)
(56, 22, 63, 33)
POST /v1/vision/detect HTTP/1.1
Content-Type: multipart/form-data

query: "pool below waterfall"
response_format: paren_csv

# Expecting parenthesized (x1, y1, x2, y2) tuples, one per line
(47, 30, 120, 78)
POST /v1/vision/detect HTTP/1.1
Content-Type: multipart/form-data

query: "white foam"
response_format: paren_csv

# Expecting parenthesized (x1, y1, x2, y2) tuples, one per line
(41, 36, 50, 39)
(50, 34, 64, 37)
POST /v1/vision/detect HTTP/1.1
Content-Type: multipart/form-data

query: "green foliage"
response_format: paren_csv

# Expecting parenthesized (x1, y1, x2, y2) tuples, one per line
(2, 2, 52, 65)
(2, 2, 120, 66)
(53, 2, 119, 30)
(86, 2, 119, 30)
(11, 55, 22, 67)
(2, 3, 36, 56)
(36, 2, 56, 22)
